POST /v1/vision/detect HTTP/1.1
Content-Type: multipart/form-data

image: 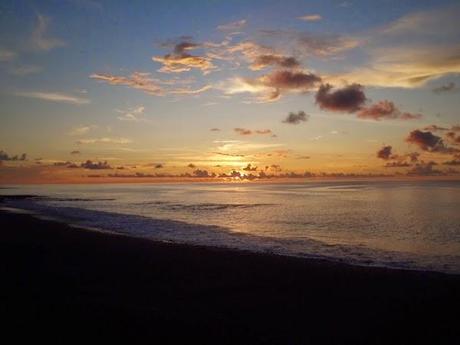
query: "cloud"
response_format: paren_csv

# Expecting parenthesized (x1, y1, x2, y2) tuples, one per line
(234, 128, 252, 135)
(376, 145, 393, 160)
(433, 82, 457, 94)
(255, 129, 273, 135)
(357, 100, 422, 121)
(116, 106, 149, 122)
(0, 48, 16, 62)
(384, 161, 411, 168)
(76, 137, 132, 145)
(210, 128, 221, 132)
(282, 111, 309, 124)
(69, 125, 97, 136)
(8, 65, 43, 76)
(153, 40, 215, 74)
(90, 72, 211, 96)
(423, 124, 450, 131)
(0, 150, 26, 161)
(234, 128, 273, 136)
(169, 84, 212, 94)
(53, 161, 79, 168)
(297, 14, 322, 22)
(192, 169, 215, 177)
(405, 130, 459, 154)
(315, 83, 366, 113)
(446, 131, 460, 145)
(31, 15, 65, 51)
(187, 163, 196, 168)
(443, 159, 460, 166)
(250, 54, 300, 70)
(70, 150, 81, 155)
(16, 91, 89, 104)
(260, 30, 359, 57)
(243, 163, 257, 171)
(226, 69, 321, 102)
(407, 161, 442, 176)
(213, 152, 245, 158)
(81, 160, 112, 169)
(339, 5, 460, 87)
(90, 72, 162, 95)
(217, 19, 247, 31)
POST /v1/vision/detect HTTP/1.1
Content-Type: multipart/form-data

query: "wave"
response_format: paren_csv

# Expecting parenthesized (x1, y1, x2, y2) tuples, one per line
(134, 201, 273, 211)
(2, 196, 459, 274)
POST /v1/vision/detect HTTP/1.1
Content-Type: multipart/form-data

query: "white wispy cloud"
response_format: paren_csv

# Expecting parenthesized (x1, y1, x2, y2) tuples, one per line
(297, 14, 322, 22)
(16, 91, 90, 104)
(8, 65, 43, 76)
(68, 125, 97, 136)
(31, 14, 65, 51)
(217, 19, 247, 31)
(76, 137, 132, 145)
(336, 5, 460, 87)
(116, 106, 149, 122)
(0, 48, 16, 62)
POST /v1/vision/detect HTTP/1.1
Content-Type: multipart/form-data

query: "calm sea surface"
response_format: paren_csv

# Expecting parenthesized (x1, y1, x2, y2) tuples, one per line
(2, 180, 460, 273)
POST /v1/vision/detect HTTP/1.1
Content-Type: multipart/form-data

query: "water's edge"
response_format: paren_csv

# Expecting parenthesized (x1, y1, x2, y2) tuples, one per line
(1, 195, 459, 275)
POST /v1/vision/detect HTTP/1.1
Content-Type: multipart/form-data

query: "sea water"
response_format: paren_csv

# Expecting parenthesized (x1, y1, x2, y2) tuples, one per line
(1, 180, 460, 273)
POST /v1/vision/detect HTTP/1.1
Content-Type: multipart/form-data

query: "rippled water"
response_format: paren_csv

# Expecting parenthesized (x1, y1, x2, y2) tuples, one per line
(2, 180, 460, 273)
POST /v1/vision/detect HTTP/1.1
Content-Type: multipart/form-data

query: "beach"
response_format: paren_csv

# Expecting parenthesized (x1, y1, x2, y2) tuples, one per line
(1, 209, 459, 344)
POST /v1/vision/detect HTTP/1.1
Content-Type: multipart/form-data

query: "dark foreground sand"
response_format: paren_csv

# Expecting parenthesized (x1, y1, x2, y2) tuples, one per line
(0, 210, 459, 345)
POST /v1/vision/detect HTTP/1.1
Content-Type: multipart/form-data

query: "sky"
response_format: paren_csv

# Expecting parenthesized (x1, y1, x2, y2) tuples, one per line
(1, 0, 460, 183)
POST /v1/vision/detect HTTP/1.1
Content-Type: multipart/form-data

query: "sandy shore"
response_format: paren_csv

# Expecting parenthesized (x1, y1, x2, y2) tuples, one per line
(0, 209, 459, 344)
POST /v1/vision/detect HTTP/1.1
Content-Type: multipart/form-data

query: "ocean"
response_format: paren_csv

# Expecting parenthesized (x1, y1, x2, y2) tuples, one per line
(1, 180, 460, 273)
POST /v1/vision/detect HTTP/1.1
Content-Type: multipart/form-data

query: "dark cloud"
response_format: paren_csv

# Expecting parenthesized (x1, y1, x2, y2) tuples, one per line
(406, 130, 459, 154)
(187, 163, 196, 168)
(407, 152, 421, 162)
(376, 145, 393, 160)
(446, 131, 460, 144)
(315, 83, 366, 113)
(259, 30, 358, 57)
(358, 100, 422, 121)
(282, 111, 309, 124)
(262, 70, 321, 91)
(154, 163, 164, 169)
(443, 159, 460, 166)
(433, 82, 457, 94)
(234, 128, 273, 136)
(81, 160, 112, 170)
(53, 161, 79, 168)
(251, 54, 300, 70)
(70, 150, 81, 155)
(243, 164, 257, 171)
(192, 169, 215, 178)
(210, 128, 221, 132)
(384, 161, 411, 168)
(424, 124, 449, 131)
(234, 128, 252, 135)
(255, 129, 273, 135)
(406, 161, 442, 176)
(213, 152, 245, 157)
(0, 150, 26, 161)
(153, 39, 214, 73)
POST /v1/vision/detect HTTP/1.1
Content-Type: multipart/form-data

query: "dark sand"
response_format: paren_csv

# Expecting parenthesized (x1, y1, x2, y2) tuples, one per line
(0, 210, 459, 344)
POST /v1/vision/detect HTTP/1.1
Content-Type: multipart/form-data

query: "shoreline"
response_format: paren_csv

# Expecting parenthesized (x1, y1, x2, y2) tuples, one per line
(1, 209, 459, 344)
(1, 193, 459, 275)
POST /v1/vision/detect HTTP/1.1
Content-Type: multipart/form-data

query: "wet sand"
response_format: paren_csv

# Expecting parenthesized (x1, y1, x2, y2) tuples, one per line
(0, 209, 459, 344)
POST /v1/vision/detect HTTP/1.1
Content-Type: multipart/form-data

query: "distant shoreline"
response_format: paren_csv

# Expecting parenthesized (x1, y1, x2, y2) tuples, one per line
(1, 175, 460, 185)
